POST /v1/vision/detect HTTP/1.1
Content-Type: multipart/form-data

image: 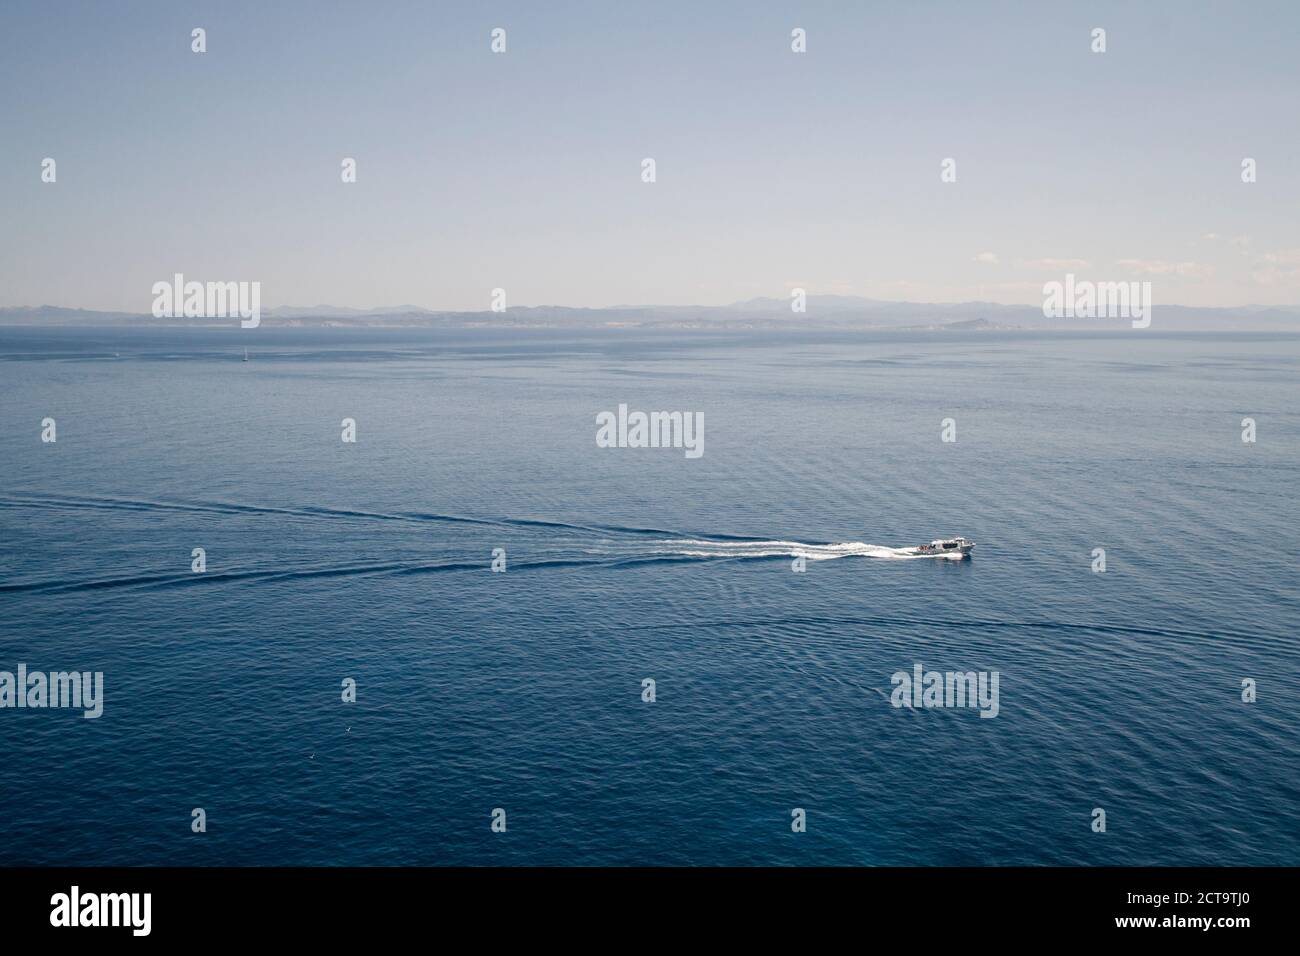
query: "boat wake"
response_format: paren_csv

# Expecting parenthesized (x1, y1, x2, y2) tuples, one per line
(0, 490, 972, 598)
(651, 539, 956, 561)
(0, 493, 969, 562)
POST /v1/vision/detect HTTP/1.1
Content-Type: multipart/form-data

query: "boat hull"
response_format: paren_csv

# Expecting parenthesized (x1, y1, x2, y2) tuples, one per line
(911, 542, 975, 558)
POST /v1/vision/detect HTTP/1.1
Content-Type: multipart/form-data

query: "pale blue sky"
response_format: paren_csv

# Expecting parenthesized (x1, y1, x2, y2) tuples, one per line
(2, 0, 1298, 311)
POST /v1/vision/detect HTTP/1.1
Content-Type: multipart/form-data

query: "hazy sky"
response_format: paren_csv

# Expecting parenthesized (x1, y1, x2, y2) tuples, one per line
(3, 0, 1298, 311)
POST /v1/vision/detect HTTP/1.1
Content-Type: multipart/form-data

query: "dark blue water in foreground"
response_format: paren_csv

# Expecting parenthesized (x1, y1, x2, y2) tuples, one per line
(1, 326, 1297, 865)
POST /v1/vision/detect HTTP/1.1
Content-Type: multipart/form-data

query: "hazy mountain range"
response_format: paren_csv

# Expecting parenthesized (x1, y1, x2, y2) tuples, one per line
(3, 297, 1299, 331)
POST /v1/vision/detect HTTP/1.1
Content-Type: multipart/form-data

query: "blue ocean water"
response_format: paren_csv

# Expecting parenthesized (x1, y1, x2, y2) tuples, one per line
(0, 326, 1297, 866)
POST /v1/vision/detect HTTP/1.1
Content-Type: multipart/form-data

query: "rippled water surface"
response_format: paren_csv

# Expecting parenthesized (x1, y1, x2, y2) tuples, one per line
(1, 327, 1297, 865)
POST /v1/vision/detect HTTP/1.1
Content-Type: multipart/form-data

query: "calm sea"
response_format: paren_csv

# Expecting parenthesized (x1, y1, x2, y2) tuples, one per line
(1, 326, 1297, 865)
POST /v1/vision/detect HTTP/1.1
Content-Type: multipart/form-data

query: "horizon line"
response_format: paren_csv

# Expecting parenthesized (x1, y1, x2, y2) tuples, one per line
(5, 296, 1300, 315)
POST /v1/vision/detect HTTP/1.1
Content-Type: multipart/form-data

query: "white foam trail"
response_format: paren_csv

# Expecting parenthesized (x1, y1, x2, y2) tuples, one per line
(655, 539, 961, 561)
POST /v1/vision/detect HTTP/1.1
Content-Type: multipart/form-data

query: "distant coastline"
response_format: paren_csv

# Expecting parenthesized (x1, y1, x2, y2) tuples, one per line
(3, 297, 1300, 332)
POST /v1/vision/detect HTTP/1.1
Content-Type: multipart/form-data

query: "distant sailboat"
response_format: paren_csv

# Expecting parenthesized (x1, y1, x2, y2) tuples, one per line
(243, 347, 249, 362)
